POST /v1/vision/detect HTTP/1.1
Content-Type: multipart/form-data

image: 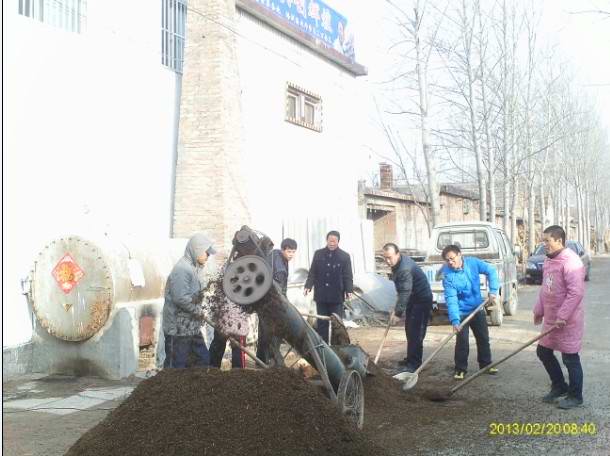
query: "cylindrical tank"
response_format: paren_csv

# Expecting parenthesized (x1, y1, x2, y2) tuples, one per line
(29, 235, 187, 342)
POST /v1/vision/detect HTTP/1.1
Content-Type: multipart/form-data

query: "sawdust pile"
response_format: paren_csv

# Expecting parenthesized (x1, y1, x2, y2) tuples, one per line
(65, 368, 387, 456)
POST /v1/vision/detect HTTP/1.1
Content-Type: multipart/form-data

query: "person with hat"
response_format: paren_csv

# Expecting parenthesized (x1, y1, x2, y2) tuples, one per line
(162, 232, 216, 368)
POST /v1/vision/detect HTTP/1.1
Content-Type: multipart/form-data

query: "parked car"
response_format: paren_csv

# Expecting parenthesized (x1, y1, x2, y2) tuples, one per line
(420, 222, 520, 327)
(526, 240, 591, 284)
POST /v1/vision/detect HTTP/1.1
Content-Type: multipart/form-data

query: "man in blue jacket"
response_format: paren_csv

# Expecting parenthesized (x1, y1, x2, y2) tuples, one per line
(441, 244, 499, 380)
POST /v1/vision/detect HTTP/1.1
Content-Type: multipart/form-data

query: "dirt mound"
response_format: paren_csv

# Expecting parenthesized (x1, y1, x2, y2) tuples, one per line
(65, 368, 387, 456)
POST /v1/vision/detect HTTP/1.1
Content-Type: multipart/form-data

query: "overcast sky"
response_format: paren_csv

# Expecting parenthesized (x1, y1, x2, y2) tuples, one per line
(539, 0, 610, 130)
(328, 0, 610, 178)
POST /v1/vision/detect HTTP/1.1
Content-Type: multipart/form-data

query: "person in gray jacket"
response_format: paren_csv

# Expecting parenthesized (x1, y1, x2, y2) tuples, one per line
(162, 232, 216, 368)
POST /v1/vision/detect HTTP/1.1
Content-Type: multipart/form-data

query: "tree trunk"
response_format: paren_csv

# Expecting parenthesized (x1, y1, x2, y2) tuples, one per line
(414, 5, 441, 229)
(539, 176, 545, 231)
(510, 177, 519, 245)
(528, 179, 536, 255)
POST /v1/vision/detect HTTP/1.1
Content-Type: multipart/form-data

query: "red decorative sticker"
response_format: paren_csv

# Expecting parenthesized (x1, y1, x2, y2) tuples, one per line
(52, 253, 85, 294)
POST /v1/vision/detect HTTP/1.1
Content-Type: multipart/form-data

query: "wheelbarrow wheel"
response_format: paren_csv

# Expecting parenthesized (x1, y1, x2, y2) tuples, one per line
(337, 369, 364, 429)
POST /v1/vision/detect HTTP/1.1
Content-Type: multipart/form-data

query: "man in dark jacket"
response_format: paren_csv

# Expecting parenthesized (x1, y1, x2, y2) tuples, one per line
(162, 232, 216, 368)
(256, 238, 298, 364)
(304, 230, 353, 343)
(383, 243, 433, 372)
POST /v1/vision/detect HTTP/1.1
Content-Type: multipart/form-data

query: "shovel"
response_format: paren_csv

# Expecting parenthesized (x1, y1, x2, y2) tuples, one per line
(374, 318, 393, 365)
(394, 299, 490, 390)
(426, 326, 557, 402)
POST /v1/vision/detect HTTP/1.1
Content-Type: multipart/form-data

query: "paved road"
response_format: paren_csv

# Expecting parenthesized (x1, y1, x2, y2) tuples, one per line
(351, 256, 610, 455)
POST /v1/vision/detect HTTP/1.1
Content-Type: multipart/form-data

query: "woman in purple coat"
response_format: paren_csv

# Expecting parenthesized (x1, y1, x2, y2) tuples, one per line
(533, 225, 586, 409)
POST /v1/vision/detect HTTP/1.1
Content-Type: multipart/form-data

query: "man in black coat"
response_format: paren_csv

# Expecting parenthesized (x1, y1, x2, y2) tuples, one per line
(383, 242, 433, 372)
(304, 230, 353, 343)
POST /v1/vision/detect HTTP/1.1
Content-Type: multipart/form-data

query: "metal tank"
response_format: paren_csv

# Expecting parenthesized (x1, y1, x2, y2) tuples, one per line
(27, 235, 186, 342)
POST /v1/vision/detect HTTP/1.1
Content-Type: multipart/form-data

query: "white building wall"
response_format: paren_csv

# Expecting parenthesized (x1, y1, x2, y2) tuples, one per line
(236, 9, 370, 264)
(2, 1, 180, 347)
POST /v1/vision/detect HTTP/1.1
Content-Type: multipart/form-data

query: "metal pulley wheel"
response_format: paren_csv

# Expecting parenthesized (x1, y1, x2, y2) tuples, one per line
(222, 255, 273, 305)
(337, 369, 365, 429)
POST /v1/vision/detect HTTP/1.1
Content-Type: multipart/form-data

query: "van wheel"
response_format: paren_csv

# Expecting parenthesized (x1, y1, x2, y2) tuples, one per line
(489, 303, 503, 326)
(503, 288, 518, 316)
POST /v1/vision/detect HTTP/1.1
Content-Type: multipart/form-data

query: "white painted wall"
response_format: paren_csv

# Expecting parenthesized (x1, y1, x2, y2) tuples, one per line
(236, 9, 371, 256)
(2, 1, 180, 347)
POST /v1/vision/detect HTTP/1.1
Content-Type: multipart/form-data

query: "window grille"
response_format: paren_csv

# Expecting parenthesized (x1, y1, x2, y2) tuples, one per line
(18, 0, 87, 33)
(162, 0, 187, 73)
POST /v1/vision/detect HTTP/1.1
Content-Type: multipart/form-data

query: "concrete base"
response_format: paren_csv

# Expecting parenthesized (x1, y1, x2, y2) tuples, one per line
(2, 342, 35, 380)
(9, 301, 165, 380)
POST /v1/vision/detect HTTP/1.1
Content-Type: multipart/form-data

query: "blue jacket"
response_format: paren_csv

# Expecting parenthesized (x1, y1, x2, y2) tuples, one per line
(441, 256, 499, 326)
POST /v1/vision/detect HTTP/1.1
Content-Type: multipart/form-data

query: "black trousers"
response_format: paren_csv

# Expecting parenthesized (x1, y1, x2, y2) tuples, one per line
(208, 329, 244, 368)
(536, 345, 583, 401)
(315, 301, 343, 343)
(454, 309, 492, 372)
(404, 302, 432, 370)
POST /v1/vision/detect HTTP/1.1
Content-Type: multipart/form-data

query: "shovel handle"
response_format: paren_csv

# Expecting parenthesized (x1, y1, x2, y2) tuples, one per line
(374, 319, 393, 364)
(414, 299, 490, 375)
(201, 316, 269, 369)
(450, 326, 556, 394)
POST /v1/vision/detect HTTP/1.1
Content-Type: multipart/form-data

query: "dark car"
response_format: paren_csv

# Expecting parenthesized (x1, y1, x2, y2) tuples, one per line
(525, 241, 591, 284)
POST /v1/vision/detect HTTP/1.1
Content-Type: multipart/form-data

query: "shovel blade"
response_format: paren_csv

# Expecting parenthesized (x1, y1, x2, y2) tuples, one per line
(393, 371, 419, 390)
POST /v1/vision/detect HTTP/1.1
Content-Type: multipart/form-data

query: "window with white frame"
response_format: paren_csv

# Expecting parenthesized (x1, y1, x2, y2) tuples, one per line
(285, 83, 322, 132)
(18, 0, 87, 33)
(162, 0, 187, 73)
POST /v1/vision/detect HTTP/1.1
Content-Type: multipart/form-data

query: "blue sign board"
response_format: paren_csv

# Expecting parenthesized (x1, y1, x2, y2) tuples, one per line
(252, 0, 355, 61)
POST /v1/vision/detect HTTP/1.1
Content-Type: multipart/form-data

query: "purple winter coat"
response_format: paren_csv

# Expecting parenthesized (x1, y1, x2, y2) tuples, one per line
(533, 247, 585, 353)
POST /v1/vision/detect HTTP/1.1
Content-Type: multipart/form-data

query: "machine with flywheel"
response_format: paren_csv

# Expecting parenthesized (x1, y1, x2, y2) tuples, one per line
(221, 226, 368, 429)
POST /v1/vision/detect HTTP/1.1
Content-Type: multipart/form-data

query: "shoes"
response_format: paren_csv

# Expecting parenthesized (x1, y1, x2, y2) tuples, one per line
(397, 358, 418, 373)
(542, 388, 568, 403)
(453, 370, 466, 380)
(479, 364, 498, 375)
(557, 396, 583, 409)
(397, 358, 409, 367)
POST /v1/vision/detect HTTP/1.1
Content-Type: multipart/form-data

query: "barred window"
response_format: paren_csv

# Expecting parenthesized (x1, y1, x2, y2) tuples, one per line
(162, 0, 187, 73)
(285, 83, 322, 132)
(18, 0, 87, 33)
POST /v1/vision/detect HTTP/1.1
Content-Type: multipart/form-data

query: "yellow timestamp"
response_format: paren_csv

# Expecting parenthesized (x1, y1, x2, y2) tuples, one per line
(489, 422, 597, 436)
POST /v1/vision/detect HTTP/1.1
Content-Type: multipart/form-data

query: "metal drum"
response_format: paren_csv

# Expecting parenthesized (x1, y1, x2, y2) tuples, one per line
(28, 235, 185, 342)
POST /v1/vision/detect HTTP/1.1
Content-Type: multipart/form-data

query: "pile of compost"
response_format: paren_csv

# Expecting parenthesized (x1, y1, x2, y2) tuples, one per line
(65, 368, 387, 456)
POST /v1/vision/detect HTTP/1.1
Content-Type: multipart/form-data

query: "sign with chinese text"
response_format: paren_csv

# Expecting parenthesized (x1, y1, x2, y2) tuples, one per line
(252, 0, 355, 61)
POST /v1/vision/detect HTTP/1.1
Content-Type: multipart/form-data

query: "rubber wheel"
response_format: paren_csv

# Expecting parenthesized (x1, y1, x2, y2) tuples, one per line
(222, 255, 273, 305)
(503, 287, 518, 316)
(337, 369, 364, 429)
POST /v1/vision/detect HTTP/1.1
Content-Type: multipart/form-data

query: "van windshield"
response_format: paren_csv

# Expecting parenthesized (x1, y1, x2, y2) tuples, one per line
(437, 230, 489, 251)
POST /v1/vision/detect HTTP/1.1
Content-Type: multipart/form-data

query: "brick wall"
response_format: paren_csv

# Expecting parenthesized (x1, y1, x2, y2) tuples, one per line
(173, 0, 250, 252)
